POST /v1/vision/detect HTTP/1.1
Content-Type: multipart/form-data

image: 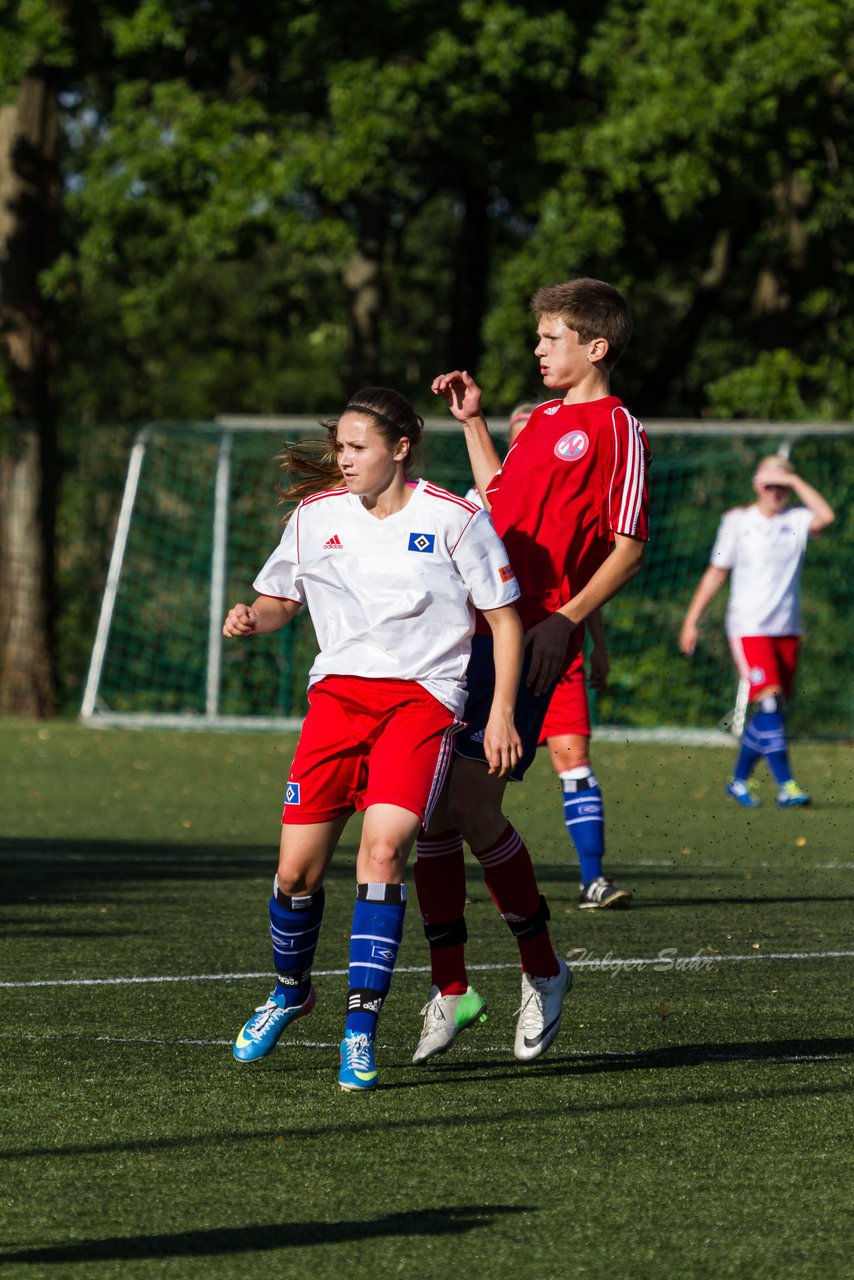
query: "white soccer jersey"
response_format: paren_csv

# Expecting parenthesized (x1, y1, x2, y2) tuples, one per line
(253, 478, 520, 717)
(709, 504, 814, 636)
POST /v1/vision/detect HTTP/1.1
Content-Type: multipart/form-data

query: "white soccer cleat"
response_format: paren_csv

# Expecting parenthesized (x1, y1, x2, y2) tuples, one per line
(513, 957, 572, 1062)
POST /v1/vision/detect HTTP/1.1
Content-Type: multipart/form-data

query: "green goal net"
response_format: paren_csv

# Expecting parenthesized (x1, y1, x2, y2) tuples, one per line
(80, 418, 854, 740)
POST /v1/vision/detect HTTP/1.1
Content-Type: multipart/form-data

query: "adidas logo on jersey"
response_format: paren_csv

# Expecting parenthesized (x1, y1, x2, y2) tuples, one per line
(323, 534, 343, 549)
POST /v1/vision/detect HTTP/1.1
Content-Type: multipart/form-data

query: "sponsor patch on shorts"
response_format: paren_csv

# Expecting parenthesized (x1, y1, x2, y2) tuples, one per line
(284, 782, 301, 805)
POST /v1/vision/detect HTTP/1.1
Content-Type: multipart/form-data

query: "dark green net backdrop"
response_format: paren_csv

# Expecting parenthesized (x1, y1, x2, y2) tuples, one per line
(85, 424, 852, 737)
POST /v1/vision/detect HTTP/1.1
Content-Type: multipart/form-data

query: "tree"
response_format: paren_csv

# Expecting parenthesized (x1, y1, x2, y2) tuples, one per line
(47, 0, 579, 412)
(479, 0, 854, 419)
(0, 3, 66, 713)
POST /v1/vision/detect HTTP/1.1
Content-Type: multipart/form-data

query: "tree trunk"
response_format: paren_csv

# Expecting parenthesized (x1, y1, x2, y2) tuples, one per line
(449, 184, 489, 375)
(341, 197, 384, 393)
(0, 73, 60, 716)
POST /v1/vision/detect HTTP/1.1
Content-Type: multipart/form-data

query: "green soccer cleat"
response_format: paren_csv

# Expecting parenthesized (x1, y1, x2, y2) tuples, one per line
(776, 780, 811, 808)
(412, 986, 489, 1064)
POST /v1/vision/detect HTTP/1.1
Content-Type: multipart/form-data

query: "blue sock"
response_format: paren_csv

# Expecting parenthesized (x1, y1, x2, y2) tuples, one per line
(345, 883, 406, 1037)
(751, 708, 792, 785)
(269, 884, 324, 1006)
(560, 769, 605, 887)
(734, 719, 763, 781)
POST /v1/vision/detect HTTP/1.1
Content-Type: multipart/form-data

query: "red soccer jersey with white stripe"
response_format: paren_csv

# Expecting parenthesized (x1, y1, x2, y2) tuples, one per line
(483, 396, 650, 629)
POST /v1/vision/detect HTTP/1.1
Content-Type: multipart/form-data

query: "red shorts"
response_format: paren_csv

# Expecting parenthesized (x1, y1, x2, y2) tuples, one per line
(282, 675, 460, 825)
(538, 650, 591, 742)
(729, 635, 800, 700)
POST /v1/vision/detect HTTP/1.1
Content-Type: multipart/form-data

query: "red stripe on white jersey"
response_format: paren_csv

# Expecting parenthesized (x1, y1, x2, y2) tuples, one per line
(423, 482, 479, 513)
(301, 486, 348, 507)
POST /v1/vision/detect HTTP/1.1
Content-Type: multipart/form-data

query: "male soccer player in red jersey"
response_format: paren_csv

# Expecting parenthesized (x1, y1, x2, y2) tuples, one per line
(413, 278, 650, 1065)
(469, 402, 634, 910)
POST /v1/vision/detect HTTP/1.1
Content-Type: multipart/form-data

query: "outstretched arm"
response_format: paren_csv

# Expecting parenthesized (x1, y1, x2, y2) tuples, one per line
(479, 604, 524, 777)
(431, 370, 502, 508)
(223, 595, 301, 637)
(586, 607, 609, 693)
(678, 566, 729, 655)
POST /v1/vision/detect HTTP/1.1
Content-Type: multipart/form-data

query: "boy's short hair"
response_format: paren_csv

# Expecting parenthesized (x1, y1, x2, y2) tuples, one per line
(530, 278, 632, 370)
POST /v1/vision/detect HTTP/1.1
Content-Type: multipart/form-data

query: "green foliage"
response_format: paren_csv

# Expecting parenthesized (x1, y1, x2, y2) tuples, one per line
(481, 0, 854, 418)
(1, 0, 852, 421)
(3, 0, 851, 421)
(0, 0, 71, 94)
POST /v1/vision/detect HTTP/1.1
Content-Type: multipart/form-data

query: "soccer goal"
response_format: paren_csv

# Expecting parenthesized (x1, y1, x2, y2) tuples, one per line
(80, 417, 854, 741)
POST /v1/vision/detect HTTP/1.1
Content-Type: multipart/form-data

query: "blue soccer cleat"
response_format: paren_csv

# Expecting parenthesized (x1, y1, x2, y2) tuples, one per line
(338, 1031, 378, 1092)
(726, 778, 760, 808)
(232, 987, 316, 1063)
(776, 780, 811, 808)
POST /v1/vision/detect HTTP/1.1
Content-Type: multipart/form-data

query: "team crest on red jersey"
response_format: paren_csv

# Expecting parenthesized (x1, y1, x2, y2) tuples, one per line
(554, 430, 589, 462)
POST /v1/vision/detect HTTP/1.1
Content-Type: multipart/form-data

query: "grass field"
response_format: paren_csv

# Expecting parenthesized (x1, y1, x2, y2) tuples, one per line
(2, 720, 852, 1279)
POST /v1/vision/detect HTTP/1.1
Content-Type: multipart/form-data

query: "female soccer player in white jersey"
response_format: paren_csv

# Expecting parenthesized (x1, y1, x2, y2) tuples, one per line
(223, 387, 523, 1091)
(680, 455, 834, 808)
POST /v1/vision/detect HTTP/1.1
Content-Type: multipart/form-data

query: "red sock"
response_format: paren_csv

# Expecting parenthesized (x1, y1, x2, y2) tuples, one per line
(473, 822, 559, 978)
(413, 829, 468, 995)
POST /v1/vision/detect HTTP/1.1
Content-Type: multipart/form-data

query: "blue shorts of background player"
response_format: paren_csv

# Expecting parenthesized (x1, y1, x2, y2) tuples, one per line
(455, 634, 561, 781)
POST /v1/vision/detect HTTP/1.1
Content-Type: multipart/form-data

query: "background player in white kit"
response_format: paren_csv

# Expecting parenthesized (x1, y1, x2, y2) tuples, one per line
(679, 454, 834, 807)
(223, 387, 523, 1091)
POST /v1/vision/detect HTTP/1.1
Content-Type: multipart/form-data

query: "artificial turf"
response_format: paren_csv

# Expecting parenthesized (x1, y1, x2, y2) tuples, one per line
(1, 721, 852, 1279)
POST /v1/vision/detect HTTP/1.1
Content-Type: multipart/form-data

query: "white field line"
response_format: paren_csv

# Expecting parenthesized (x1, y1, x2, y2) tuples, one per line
(5, 849, 854, 870)
(2, 950, 853, 990)
(0, 1031, 846, 1065)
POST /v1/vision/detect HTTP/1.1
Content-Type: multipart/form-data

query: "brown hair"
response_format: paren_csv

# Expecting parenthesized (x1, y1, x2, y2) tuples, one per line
(278, 387, 425, 508)
(530, 278, 633, 370)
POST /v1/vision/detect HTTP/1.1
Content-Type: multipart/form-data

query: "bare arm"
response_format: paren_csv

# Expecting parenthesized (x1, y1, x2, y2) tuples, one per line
(223, 594, 301, 638)
(524, 534, 646, 694)
(431, 370, 502, 508)
(788, 475, 835, 535)
(586, 607, 609, 693)
(678, 566, 729, 655)
(479, 603, 524, 777)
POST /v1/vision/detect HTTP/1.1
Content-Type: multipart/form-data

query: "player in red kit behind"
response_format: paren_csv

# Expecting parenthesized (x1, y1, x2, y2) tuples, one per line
(413, 278, 650, 1065)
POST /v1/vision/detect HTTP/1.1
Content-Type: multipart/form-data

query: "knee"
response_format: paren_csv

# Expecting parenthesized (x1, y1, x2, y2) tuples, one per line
(549, 740, 590, 772)
(360, 836, 406, 881)
(546, 732, 590, 773)
(276, 865, 318, 895)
